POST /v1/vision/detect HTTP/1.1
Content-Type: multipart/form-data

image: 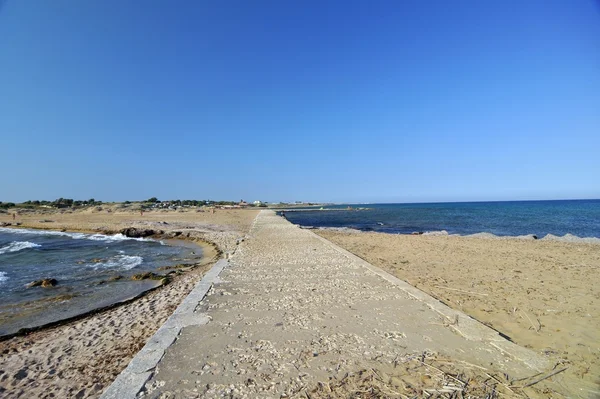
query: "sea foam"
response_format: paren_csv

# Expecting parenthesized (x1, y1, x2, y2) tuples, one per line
(91, 255, 143, 270)
(87, 233, 150, 242)
(0, 227, 86, 239)
(541, 234, 600, 244)
(0, 271, 7, 283)
(0, 241, 41, 255)
(0, 227, 154, 243)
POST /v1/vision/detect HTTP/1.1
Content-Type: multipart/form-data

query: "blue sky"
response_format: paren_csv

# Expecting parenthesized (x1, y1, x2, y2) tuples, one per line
(1, 0, 599, 203)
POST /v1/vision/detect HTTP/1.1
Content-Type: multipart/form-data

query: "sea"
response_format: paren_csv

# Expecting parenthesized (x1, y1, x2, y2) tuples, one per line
(0, 228, 202, 336)
(282, 199, 600, 239)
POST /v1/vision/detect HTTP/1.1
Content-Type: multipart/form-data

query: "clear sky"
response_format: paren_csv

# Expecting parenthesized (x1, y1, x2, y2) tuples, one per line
(1, 0, 599, 203)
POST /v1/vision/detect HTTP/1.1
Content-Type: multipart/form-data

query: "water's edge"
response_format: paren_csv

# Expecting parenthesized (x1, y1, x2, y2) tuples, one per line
(292, 224, 600, 244)
(0, 227, 215, 340)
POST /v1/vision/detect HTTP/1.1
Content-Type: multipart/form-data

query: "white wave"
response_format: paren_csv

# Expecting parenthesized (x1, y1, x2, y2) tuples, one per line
(91, 255, 143, 270)
(541, 234, 600, 244)
(0, 227, 154, 243)
(462, 232, 540, 241)
(0, 271, 7, 283)
(0, 227, 86, 239)
(422, 230, 449, 236)
(317, 227, 363, 233)
(0, 241, 41, 255)
(87, 233, 151, 242)
(439, 231, 600, 244)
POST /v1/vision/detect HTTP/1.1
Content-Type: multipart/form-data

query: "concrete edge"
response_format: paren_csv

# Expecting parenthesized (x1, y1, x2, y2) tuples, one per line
(100, 259, 229, 399)
(303, 224, 550, 372)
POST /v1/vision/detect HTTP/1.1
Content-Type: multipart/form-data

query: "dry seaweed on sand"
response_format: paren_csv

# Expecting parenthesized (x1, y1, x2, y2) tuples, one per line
(304, 352, 561, 399)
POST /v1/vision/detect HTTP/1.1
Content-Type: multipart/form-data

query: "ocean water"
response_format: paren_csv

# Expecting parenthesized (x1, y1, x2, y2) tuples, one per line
(283, 200, 600, 238)
(0, 227, 202, 336)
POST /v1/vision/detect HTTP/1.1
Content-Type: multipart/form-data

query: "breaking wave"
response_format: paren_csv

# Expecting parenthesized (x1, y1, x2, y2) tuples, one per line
(0, 241, 41, 255)
(90, 255, 143, 270)
(0, 227, 153, 243)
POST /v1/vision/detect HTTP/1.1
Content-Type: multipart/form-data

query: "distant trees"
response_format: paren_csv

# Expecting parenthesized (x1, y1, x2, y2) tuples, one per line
(147, 199, 211, 207)
(2, 197, 247, 210)
(13, 198, 102, 209)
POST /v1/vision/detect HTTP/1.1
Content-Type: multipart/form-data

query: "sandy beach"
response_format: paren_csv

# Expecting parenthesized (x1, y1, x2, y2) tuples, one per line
(316, 229, 600, 394)
(1, 207, 598, 397)
(0, 207, 258, 398)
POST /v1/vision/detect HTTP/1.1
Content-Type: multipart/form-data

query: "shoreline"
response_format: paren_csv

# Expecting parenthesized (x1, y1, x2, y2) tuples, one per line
(295, 224, 600, 244)
(0, 225, 218, 339)
(0, 208, 258, 399)
(0, 233, 216, 342)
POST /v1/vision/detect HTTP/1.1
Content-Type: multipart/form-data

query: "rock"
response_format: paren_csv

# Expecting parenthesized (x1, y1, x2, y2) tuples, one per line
(131, 272, 164, 281)
(411, 231, 424, 235)
(120, 227, 163, 238)
(27, 278, 58, 288)
(0, 222, 11, 227)
(160, 277, 171, 286)
(108, 275, 124, 281)
(38, 219, 55, 223)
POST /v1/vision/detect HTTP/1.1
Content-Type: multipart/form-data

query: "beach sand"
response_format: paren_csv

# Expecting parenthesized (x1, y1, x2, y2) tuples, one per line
(0, 207, 258, 398)
(2, 207, 598, 397)
(316, 229, 600, 394)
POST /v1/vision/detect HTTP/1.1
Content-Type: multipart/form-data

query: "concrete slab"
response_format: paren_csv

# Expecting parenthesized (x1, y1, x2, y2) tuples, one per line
(100, 259, 229, 399)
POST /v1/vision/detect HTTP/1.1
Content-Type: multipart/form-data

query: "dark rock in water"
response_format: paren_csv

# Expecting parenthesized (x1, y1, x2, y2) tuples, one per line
(41, 278, 58, 288)
(120, 227, 163, 238)
(97, 275, 124, 285)
(411, 231, 424, 235)
(131, 272, 165, 281)
(27, 278, 58, 288)
(158, 263, 190, 271)
(532, 235, 538, 240)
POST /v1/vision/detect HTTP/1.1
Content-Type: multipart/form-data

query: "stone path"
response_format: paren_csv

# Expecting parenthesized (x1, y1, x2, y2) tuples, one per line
(105, 210, 550, 398)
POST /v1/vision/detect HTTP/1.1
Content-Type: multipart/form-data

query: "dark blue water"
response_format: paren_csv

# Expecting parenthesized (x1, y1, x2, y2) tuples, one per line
(283, 200, 600, 238)
(0, 228, 202, 336)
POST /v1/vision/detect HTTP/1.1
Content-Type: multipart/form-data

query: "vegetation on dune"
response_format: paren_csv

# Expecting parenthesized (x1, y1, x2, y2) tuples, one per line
(1, 197, 283, 210)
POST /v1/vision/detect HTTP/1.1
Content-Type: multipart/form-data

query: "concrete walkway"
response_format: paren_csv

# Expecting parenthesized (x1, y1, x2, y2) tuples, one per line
(105, 210, 550, 398)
